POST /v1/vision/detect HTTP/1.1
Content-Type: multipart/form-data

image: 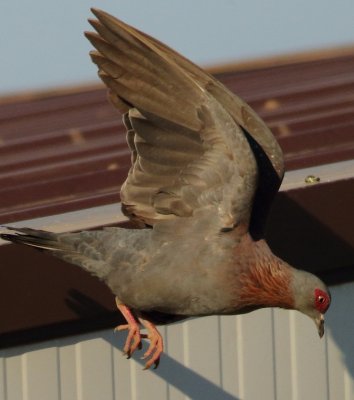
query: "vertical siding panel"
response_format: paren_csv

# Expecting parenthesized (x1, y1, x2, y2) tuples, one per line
(187, 317, 221, 384)
(165, 322, 189, 400)
(0, 358, 6, 400)
(219, 316, 239, 396)
(110, 331, 134, 400)
(75, 337, 114, 400)
(327, 331, 346, 399)
(59, 343, 78, 400)
(166, 323, 185, 363)
(239, 309, 276, 400)
(344, 368, 354, 400)
(273, 309, 293, 400)
(292, 312, 328, 400)
(182, 320, 190, 370)
(3, 354, 23, 400)
(188, 317, 221, 380)
(235, 315, 245, 399)
(129, 357, 138, 400)
(22, 347, 60, 400)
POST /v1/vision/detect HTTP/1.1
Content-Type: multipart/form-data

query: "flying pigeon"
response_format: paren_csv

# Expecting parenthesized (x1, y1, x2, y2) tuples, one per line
(0, 8, 331, 369)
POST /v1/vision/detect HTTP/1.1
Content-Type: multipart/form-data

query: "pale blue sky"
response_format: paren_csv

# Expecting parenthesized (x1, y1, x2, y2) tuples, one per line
(1, 0, 354, 95)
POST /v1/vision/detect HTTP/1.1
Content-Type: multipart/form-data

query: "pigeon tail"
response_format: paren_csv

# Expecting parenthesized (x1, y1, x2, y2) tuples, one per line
(0, 227, 71, 252)
(0, 226, 115, 280)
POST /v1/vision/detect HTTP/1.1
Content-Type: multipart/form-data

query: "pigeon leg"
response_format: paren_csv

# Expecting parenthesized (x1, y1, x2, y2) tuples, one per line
(138, 316, 164, 369)
(114, 298, 142, 358)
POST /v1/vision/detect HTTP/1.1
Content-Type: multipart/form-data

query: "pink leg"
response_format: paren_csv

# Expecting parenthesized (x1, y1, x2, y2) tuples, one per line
(115, 298, 142, 358)
(138, 316, 164, 370)
(114, 297, 164, 369)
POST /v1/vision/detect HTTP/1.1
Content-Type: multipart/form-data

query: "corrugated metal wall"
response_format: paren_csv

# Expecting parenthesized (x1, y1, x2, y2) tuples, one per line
(1, 282, 353, 400)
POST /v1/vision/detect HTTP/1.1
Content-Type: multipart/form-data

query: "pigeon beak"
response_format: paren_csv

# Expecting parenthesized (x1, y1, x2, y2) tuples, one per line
(315, 314, 325, 338)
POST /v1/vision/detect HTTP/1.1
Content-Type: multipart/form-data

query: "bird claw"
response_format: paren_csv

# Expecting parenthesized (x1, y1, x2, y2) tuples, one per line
(114, 323, 162, 368)
(140, 328, 163, 370)
(114, 302, 163, 369)
(114, 322, 142, 358)
(142, 355, 160, 370)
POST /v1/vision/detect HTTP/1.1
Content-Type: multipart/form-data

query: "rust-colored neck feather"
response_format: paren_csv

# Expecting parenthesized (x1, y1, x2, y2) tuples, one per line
(236, 238, 294, 311)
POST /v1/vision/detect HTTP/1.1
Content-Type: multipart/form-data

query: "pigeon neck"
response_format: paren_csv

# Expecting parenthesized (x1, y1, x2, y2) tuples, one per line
(236, 238, 294, 311)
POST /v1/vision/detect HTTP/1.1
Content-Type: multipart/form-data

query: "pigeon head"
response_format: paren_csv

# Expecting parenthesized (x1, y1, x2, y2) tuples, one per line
(292, 270, 331, 337)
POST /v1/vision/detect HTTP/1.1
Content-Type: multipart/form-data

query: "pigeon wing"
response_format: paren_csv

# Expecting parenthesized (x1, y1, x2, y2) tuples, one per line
(86, 9, 261, 232)
(106, 11, 284, 181)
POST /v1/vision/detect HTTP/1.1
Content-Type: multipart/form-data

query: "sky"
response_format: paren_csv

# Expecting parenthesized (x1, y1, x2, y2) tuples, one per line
(1, 0, 354, 95)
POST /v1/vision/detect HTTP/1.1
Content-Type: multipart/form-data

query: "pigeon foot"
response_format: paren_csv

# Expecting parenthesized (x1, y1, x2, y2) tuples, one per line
(115, 322, 142, 358)
(115, 298, 163, 369)
(115, 300, 143, 358)
(138, 317, 163, 369)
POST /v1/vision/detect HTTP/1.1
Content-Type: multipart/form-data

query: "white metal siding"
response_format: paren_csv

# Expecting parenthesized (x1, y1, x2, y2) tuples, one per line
(1, 282, 353, 400)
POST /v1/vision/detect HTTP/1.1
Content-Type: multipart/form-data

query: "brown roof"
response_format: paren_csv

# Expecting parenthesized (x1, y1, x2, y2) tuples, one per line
(0, 53, 353, 223)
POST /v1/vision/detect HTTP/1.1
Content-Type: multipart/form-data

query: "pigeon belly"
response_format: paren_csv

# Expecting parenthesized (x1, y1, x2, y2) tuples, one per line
(105, 233, 241, 317)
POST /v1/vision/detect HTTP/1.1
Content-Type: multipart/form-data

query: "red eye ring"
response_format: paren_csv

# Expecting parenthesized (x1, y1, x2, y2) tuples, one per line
(314, 288, 330, 313)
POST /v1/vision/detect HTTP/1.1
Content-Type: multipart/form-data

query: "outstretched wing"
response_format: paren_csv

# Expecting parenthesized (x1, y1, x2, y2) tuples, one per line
(85, 9, 280, 234)
(104, 14, 284, 180)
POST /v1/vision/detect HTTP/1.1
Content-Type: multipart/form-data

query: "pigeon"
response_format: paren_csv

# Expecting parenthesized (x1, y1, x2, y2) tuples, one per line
(0, 8, 331, 369)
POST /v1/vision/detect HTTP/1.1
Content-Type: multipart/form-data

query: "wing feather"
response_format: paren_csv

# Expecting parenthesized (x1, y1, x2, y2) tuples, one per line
(89, 8, 284, 179)
(86, 9, 281, 235)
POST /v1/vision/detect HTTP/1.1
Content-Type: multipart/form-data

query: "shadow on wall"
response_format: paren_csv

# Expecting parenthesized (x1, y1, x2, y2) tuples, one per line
(104, 333, 240, 400)
(1, 329, 239, 400)
(64, 292, 240, 399)
(2, 285, 353, 398)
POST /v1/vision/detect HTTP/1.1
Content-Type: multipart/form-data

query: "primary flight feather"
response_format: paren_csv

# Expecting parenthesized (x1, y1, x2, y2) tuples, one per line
(0, 8, 330, 369)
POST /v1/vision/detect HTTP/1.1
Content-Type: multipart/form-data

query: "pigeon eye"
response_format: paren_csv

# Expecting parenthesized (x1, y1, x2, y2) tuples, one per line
(314, 289, 330, 313)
